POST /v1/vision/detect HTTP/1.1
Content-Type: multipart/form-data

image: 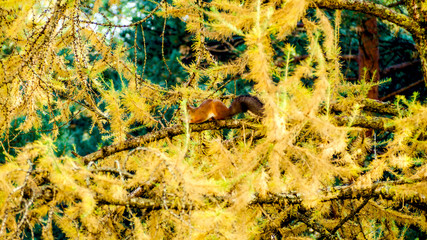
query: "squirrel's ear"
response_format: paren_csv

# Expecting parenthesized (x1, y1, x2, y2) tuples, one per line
(187, 103, 193, 110)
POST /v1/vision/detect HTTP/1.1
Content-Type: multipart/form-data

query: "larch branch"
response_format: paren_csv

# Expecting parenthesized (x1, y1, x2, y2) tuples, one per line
(80, 119, 260, 164)
(330, 196, 371, 235)
(310, 0, 423, 38)
(31, 176, 427, 211)
(80, 105, 400, 164)
(79, 99, 404, 164)
(334, 115, 393, 131)
(330, 99, 401, 116)
(80, 114, 393, 164)
(296, 209, 336, 239)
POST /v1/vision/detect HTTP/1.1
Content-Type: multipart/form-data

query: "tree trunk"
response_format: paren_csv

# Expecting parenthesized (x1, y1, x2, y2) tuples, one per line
(358, 15, 380, 100)
(405, 0, 427, 86)
(414, 38, 427, 85)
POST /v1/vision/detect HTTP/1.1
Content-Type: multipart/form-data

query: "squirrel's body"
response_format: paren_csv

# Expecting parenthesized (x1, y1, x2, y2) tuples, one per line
(187, 95, 264, 123)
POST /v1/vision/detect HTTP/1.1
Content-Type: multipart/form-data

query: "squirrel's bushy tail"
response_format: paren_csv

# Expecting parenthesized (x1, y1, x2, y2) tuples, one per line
(229, 95, 264, 117)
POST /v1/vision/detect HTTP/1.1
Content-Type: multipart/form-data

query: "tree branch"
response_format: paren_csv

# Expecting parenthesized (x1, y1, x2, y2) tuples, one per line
(19, 173, 427, 239)
(96, 195, 163, 210)
(80, 102, 400, 164)
(330, 99, 401, 116)
(381, 60, 421, 76)
(330, 196, 371, 235)
(30, 175, 427, 212)
(251, 177, 427, 211)
(310, 0, 423, 38)
(81, 119, 260, 164)
(380, 79, 424, 101)
(334, 115, 393, 131)
(296, 209, 336, 239)
(78, 98, 405, 164)
(387, 1, 404, 8)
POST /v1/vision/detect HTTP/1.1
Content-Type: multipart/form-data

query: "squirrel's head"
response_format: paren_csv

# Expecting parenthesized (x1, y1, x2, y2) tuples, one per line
(186, 104, 196, 123)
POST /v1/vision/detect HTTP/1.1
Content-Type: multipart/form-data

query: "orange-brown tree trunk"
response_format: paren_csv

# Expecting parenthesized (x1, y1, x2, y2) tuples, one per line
(358, 15, 380, 100)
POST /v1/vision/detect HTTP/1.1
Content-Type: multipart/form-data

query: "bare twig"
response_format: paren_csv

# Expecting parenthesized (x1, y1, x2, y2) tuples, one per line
(76, 1, 164, 28)
(330, 196, 371, 235)
(90, 167, 134, 178)
(380, 79, 424, 101)
(296, 209, 336, 239)
(381, 60, 420, 76)
(387, 0, 404, 8)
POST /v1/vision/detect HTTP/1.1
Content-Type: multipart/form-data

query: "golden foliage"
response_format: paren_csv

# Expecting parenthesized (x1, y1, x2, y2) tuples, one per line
(0, 0, 427, 239)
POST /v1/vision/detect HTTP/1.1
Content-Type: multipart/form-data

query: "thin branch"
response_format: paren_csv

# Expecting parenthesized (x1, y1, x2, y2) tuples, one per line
(77, 1, 164, 28)
(296, 209, 336, 239)
(293, 54, 357, 62)
(14, 194, 36, 238)
(90, 167, 134, 178)
(55, 90, 109, 121)
(253, 177, 427, 210)
(96, 195, 163, 210)
(330, 196, 371, 235)
(381, 60, 421, 76)
(387, 0, 404, 8)
(380, 79, 424, 101)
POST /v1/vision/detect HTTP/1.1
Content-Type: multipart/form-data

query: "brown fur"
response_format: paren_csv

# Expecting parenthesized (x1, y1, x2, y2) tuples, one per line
(187, 95, 264, 123)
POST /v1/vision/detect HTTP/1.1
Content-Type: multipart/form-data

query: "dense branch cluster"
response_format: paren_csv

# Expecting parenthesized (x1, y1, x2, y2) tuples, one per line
(1, 0, 427, 239)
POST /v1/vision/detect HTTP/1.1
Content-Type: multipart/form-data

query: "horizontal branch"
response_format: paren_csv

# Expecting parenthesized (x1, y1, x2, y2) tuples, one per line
(91, 177, 427, 215)
(359, 99, 401, 116)
(81, 116, 393, 164)
(311, 0, 423, 38)
(20, 173, 427, 238)
(96, 195, 163, 210)
(81, 120, 260, 164)
(90, 167, 134, 178)
(380, 79, 424, 101)
(382, 60, 421, 76)
(330, 99, 401, 116)
(334, 115, 393, 131)
(27, 175, 427, 213)
(80, 103, 400, 163)
(78, 98, 403, 164)
(251, 177, 427, 211)
(293, 54, 357, 62)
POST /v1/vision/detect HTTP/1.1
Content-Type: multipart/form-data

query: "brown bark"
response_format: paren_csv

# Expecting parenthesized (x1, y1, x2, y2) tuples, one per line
(413, 37, 427, 85)
(358, 16, 380, 100)
(80, 119, 260, 164)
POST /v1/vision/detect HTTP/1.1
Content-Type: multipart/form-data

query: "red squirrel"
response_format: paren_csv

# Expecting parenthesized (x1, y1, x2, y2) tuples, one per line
(187, 95, 264, 123)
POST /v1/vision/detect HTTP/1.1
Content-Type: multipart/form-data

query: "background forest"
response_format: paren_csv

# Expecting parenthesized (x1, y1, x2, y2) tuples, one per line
(1, 0, 427, 239)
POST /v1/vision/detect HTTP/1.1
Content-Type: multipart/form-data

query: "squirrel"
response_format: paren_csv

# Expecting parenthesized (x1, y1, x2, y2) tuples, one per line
(187, 95, 264, 123)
